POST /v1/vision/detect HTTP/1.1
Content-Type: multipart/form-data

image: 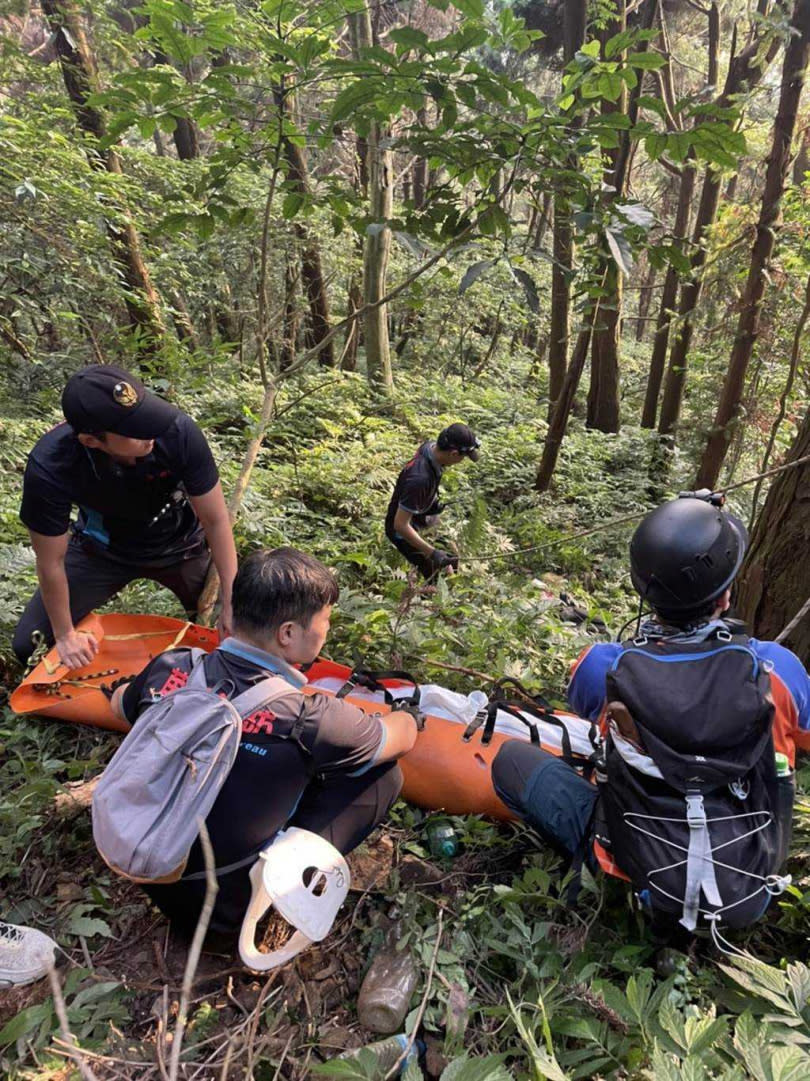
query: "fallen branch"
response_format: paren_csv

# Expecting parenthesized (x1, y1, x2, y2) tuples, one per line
(168, 821, 219, 1081)
(48, 963, 101, 1081)
(53, 777, 100, 819)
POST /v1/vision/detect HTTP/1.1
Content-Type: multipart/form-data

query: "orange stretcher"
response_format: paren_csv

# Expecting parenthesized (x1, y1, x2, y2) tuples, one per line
(10, 613, 591, 822)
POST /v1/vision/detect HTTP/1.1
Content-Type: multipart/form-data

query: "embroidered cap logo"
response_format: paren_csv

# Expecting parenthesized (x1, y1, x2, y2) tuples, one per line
(113, 381, 138, 407)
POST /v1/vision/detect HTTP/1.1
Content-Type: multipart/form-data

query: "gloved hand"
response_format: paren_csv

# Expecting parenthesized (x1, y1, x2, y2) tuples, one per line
(429, 548, 459, 573)
(397, 701, 426, 731)
(100, 676, 130, 701)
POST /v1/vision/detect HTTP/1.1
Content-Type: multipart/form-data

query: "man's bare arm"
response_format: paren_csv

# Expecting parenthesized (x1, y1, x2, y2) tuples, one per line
(29, 530, 98, 669)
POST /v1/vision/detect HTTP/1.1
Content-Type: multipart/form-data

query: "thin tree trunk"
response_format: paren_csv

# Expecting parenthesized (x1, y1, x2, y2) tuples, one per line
(279, 243, 301, 372)
(635, 259, 657, 343)
(42, 0, 165, 351)
(587, 0, 652, 433)
(641, 160, 696, 427)
(546, 0, 587, 413)
(412, 106, 428, 208)
(350, 9, 393, 392)
(281, 127, 335, 367)
(658, 13, 781, 437)
(696, 0, 810, 489)
(536, 300, 601, 492)
(792, 122, 810, 184)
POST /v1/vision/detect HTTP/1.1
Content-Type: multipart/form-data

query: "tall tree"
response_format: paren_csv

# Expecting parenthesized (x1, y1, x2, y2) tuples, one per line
(278, 93, 335, 367)
(349, 8, 394, 392)
(736, 408, 810, 661)
(696, 0, 810, 488)
(657, 13, 782, 437)
(586, 0, 629, 434)
(547, 0, 587, 413)
(41, 0, 165, 351)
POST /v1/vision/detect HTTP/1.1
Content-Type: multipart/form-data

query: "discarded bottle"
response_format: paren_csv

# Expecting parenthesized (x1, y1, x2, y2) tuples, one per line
(337, 1034, 424, 1075)
(775, 751, 791, 777)
(427, 817, 458, 860)
(357, 949, 418, 1033)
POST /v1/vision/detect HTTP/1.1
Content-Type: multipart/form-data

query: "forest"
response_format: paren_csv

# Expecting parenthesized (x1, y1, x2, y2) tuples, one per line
(1, 0, 810, 1076)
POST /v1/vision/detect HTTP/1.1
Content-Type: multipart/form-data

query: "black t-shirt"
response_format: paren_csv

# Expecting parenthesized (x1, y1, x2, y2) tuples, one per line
(20, 416, 219, 565)
(384, 442, 443, 537)
(121, 639, 384, 874)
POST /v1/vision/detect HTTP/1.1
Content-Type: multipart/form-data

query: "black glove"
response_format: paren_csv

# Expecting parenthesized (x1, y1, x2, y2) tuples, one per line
(100, 676, 130, 701)
(429, 548, 459, 572)
(397, 701, 426, 731)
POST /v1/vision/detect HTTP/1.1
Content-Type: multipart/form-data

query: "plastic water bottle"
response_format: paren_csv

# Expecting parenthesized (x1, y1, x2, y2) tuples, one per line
(464, 689, 489, 723)
(775, 752, 791, 777)
(337, 1035, 423, 1075)
(427, 817, 458, 859)
(357, 949, 418, 1033)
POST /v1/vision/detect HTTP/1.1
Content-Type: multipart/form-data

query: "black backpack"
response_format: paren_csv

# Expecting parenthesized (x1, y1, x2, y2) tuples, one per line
(598, 628, 793, 931)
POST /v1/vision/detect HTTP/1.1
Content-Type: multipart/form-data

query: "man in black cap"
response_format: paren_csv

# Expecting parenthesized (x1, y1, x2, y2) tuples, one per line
(13, 365, 238, 669)
(384, 423, 480, 580)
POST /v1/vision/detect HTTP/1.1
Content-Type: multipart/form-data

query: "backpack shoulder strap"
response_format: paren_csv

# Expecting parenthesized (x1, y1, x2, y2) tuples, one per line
(185, 649, 210, 691)
(230, 675, 295, 718)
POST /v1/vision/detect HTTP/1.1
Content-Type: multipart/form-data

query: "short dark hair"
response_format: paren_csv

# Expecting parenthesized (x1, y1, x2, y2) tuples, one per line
(232, 547, 339, 637)
(654, 596, 722, 627)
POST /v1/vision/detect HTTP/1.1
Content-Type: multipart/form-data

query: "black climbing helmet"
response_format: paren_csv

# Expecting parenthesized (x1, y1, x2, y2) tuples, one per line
(629, 494, 748, 618)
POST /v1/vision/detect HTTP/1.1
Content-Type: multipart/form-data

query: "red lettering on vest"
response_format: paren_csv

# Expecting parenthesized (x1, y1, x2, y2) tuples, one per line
(243, 709, 276, 736)
(158, 668, 190, 696)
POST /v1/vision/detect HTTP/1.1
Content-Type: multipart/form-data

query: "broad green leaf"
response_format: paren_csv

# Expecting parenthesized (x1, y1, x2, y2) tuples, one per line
(628, 51, 667, 70)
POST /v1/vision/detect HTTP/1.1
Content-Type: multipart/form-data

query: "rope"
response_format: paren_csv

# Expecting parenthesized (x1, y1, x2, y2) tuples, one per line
(462, 451, 810, 566)
(776, 595, 810, 644)
(40, 622, 193, 676)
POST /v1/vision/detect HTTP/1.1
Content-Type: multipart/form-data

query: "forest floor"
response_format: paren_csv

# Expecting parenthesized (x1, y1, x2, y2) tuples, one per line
(1, 365, 809, 1080)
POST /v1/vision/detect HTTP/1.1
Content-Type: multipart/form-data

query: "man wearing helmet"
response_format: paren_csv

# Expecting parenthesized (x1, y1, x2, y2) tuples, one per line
(491, 493, 810, 929)
(385, 423, 480, 580)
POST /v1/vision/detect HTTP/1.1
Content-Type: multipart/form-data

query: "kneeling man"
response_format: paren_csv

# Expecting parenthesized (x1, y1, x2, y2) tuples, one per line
(111, 546, 419, 937)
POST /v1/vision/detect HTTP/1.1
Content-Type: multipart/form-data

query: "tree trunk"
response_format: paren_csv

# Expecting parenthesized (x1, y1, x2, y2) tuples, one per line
(279, 243, 301, 372)
(412, 106, 428, 208)
(281, 131, 335, 367)
(635, 259, 657, 343)
(792, 122, 810, 184)
(41, 0, 165, 351)
(172, 115, 199, 160)
(586, 264, 622, 432)
(587, 0, 651, 433)
(350, 9, 393, 392)
(546, 0, 587, 413)
(657, 14, 782, 437)
(641, 161, 696, 427)
(696, 0, 810, 489)
(736, 407, 810, 662)
(535, 300, 600, 492)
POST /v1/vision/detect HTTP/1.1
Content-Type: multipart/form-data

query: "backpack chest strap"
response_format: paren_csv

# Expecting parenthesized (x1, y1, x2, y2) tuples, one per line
(681, 792, 722, 931)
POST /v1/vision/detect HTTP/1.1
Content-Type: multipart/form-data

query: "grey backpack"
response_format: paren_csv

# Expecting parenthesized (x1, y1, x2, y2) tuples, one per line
(92, 649, 291, 884)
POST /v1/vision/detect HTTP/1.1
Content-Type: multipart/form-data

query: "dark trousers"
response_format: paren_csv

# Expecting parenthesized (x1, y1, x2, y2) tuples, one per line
(13, 536, 211, 665)
(387, 532, 435, 579)
(492, 741, 599, 872)
(145, 761, 404, 936)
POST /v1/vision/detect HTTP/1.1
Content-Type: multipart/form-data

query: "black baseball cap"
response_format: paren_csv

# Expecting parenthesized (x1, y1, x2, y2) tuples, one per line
(437, 422, 480, 461)
(62, 365, 179, 439)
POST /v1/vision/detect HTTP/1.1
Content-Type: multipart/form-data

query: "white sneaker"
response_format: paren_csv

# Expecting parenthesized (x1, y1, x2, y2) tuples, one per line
(0, 921, 58, 988)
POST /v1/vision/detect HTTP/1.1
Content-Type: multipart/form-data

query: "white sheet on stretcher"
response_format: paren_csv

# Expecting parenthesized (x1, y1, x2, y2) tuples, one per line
(307, 676, 596, 758)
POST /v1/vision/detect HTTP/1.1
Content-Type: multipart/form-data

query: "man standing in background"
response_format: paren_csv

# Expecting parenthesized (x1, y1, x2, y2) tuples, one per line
(385, 423, 480, 580)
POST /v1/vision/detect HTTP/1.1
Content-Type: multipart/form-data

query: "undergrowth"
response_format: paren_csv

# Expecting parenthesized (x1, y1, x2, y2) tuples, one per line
(0, 362, 808, 1080)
